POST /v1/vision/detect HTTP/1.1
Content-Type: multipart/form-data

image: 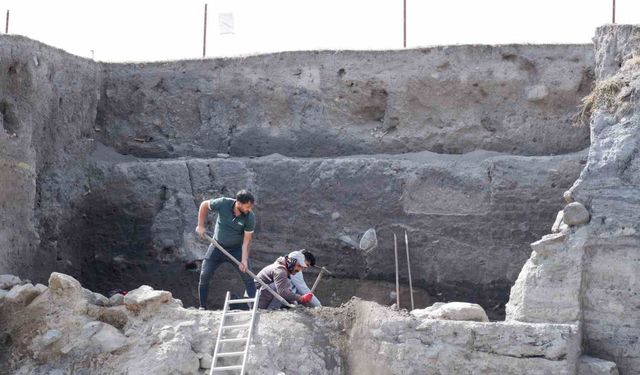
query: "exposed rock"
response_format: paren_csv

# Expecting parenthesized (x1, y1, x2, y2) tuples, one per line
(578, 356, 619, 375)
(124, 285, 172, 313)
(0, 274, 584, 375)
(82, 321, 127, 353)
(5, 283, 41, 305)
(338, 234, 359, 248)
(0, 35, 591, 322)
(526, 84, 549, 102)
(563, 202, 590, 226)
(563, 189, 574, 203)
(506, 230, 585, 323)
(48, 272, 82, 295)
(510, 25, 640, 374)
(109, 293, 124, 306)
(349, 300, 580, 375)
(34, 283, 47, 293)
(73, 149, 584, 316)
(83, 288, 110, 306)
(551, 210, 568, 233)
(126, 333, 200, 375)
(359, 228, 378, 252)
(40, 329, 62, 346)
(0, 274, 22, 290)
(199, 352, 213, 369)
(96, 45, 591, 158)
(422, 302, 489, 322)
(410, 302, 446, 319)
(4, 26, 640, 375)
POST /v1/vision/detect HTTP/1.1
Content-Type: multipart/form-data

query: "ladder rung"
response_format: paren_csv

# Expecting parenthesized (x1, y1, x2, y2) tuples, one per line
(217, 351, 244, 358)
(218, 337, 248, 343)
(225, 311, 253, 316)
(227, 298, 255, 304)
(212, 365, 242, 371)
(222, 324, 251, 330)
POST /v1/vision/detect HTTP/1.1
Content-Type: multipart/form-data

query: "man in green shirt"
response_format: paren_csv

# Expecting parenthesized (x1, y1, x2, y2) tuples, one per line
(196, 190, 256, 310)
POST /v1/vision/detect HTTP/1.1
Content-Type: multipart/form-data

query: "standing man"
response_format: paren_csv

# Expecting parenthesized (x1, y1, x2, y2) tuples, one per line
(196, 190, 256, 310)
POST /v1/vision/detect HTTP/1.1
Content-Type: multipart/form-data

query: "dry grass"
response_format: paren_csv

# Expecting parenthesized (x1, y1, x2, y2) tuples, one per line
(575, 76, 626, 127)
(575, 53, 640, 127)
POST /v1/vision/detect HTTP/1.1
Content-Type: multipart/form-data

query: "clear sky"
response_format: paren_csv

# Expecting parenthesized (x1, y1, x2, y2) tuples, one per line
(2, 0, 639, 62)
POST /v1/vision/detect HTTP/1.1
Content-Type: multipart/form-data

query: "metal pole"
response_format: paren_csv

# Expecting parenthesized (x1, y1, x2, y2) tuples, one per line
(5, 10, 9, 34)
(403, 0, 406, 48)
(394, 233, 400, 309)
(203, 4, 208, 58)
(204, 235, 296, 308)
(404, 231, 415, 310)
(612, 0, 616, 24)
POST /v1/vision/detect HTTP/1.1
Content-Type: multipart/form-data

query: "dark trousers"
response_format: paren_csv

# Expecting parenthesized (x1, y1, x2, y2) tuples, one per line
(198, 244, 256, 309)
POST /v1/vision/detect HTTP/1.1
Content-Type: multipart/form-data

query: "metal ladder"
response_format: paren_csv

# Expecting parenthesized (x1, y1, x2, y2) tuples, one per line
(209, 290, 261, 374)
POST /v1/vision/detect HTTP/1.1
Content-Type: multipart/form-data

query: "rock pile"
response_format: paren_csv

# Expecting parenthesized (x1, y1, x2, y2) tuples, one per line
(0, 272, 588, 374)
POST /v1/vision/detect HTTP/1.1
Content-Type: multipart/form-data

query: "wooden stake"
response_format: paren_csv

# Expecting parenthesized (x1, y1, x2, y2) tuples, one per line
(394, 233, 400, 309)
(5, 10, 9, 34)
(612, 0, 616, 24)
(405, 230, 414, 310)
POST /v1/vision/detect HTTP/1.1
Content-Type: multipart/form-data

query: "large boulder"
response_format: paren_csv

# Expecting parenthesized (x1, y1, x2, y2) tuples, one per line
(421, 302, 490, 322)
(124, 285, 172, 313)
(48, 272, 82, 295)
(563, 202, 590, 226)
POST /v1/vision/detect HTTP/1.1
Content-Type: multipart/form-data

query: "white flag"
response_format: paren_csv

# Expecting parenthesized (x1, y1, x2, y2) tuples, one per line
(219, 13, 234, 35)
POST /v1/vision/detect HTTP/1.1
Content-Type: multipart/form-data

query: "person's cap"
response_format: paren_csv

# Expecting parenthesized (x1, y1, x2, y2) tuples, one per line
(288, 251, 308, 268)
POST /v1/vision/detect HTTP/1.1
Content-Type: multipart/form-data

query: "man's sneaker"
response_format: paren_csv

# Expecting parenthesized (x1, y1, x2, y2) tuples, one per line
(198, 306, 206, 311)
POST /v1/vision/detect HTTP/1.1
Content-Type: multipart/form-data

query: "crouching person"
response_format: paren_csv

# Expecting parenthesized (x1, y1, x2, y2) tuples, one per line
(255, 251, 313, 309)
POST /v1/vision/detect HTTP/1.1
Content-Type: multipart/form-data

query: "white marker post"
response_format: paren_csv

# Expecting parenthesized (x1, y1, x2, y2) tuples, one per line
(394, 233, 400, 309)
(405, 230, 414, 310)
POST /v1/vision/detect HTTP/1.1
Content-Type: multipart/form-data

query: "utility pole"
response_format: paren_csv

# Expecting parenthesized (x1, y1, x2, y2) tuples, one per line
(5, 10, 9, 34)
(403, 0, 406, 48)
(612, 0, 616, 24)
(202, 3, 208, 58)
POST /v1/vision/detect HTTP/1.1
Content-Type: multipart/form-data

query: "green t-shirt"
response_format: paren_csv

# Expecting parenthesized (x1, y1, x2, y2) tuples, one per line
(209, 197, 256, 248)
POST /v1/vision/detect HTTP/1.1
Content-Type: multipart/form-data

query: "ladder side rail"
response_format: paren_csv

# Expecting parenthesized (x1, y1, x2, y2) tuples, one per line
(240, 289, 261, 375)
(210, 291, 230, 375)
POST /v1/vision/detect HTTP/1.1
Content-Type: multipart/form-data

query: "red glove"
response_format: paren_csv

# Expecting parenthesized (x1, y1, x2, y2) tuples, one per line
(299, 293, 313, 304)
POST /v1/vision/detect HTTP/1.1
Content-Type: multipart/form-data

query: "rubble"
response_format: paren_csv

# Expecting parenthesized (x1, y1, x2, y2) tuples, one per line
(0, 273, 586, 374)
